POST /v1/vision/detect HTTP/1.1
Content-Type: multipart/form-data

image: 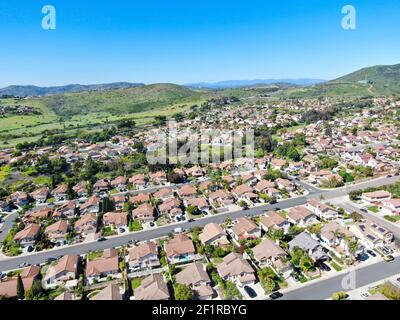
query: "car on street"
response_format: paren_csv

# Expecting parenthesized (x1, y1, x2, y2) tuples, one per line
(97, 237, 107, 242)
(244, 286, 257, 298)
(18, 262, 29, 267)
(269, 291, 283, 299)
(384, 255, 394, 262)
(187, 219, 194, 222)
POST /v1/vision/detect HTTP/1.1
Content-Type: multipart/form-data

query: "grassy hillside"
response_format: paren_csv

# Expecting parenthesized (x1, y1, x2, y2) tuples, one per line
(26, 83, 209, 117)
(277, 63, 400, 98)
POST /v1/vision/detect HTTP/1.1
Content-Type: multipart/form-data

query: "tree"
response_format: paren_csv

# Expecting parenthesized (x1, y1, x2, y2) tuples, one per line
(174, 283, 193, 300)
(16, 274, 25, 300)
(186, 205, 200, 216)
(350, 211, 363, 222)
(331, 291, 348, 300)
(24, 278, 43, 300)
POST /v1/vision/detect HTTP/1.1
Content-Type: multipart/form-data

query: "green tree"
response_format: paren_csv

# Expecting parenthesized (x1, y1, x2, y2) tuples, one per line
(174, 283, 193, 300)
(16, 274, 25, 300)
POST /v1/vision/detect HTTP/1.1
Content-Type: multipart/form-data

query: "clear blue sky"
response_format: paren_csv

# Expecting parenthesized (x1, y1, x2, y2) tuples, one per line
(0, 0, 399, 87)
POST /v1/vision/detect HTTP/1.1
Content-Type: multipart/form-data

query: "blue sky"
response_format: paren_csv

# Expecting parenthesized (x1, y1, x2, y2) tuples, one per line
(0, 0, 399, 86)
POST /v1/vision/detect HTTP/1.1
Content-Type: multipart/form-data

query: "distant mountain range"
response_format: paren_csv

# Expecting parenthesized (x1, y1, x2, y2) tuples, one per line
(0, 82, 144, 97)
(185, 79, 326, 89)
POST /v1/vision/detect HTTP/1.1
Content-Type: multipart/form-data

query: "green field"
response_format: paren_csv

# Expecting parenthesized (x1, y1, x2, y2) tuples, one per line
(0, 85, 208, 149)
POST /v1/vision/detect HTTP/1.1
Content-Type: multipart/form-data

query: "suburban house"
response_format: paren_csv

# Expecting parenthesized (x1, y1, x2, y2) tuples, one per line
(129, 173, 147, 189)
(381, 199, 400, 215)
(185, 197, 210, 213)
(208, 189, 235, 209)
(13, 223, 41, 247)
(177, 185, 197, 199)
(306, 199, 339, 221)
(149, 171, 168, 185)
(80, 196, 101, 215)
(175, 262, 214, 300)
(72, 181, 88, 198)
(85, 248, 120, 284)
(132, 203, 155, 222)
(93, 179, 110, 194)
(44, 220, 69, 245)
(199, 223, 230, 247)
(254, 180, 276, 193)
(361, 190, 392, 204)
(158, 198, 182, 218)
(53, 201, 76, 220)
(153, 187, 174, 200)
(23, 207, 53, 224)
(288, 232, 329, 262)
(287, 206, 319, 227)
(134, 274, 170, 300)
(217, 252, 256, 287)
(110, 176, 127, 191)
(232, 184, 258, 203)
(0, 266, 40, 298)
(252, 237, 286, 268)
(231, 217, 261, 241)
(90, 284, 124, 300)
(276, 178, 295, 191)
(29, 187, 49, 204)
(103, 211, 128, 230)
(74, 213, 98, 236)
(127, 242, 160, 271)
(319, 222, 356, 256)
(52, 184, 68, 202)
(42, 254, 79, 289)
(11, 191, 29, 207)
(129, 193, 151, 205)
(260, 211, 291, 234)
(164, 234, 196, 264)
(111, 194, 126, 211)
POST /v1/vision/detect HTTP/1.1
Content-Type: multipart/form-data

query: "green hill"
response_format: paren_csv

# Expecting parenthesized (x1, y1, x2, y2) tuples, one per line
(278, 63, 400, 98)
(28, 83, 209, 117)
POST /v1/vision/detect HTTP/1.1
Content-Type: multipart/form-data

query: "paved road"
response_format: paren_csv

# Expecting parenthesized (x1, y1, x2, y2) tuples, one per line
(0, 212, 18, 242)
(0, 195, 308, 271)
(280, 256, 400, 300)
(0, 175, 399, 272)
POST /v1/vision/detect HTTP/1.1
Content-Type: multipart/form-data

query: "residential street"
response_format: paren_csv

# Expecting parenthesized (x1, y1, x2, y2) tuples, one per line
(0, 175, 399, 273)
(280, 255, 400, 300)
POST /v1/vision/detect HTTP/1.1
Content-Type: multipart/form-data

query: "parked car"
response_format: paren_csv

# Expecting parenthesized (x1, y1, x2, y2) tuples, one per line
(149, 222, 155, 227)
(269, 291, 283, 299)
(97, 237, 107, 242)
(187, 219, 194, 222)
(317, 261, 331, 272)
(244, 285, 257, 298)
(384, 255, 394, 262)
(367, 250, 376, 257)
(27, 245, 34, 252)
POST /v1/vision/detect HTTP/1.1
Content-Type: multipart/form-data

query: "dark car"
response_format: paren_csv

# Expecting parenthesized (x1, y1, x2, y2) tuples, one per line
(244, 286, 257, 298)
(269, 291, 283, 300)
(367, 250, 377, 257)
(187, 219, 194, 222)
(317, 262, 331, 272)
(97, 237, 107, 242)
(149, 222, 155, 227)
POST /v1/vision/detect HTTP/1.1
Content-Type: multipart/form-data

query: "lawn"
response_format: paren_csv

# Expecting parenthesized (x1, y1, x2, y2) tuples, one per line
(129, 220, 143, 232)
(330, 261, 343, 272)
(87, 251, 104, 261)
(131, 278, 143, 290)
(367, 206, 380, 213)
(384, 215, 400, 223)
